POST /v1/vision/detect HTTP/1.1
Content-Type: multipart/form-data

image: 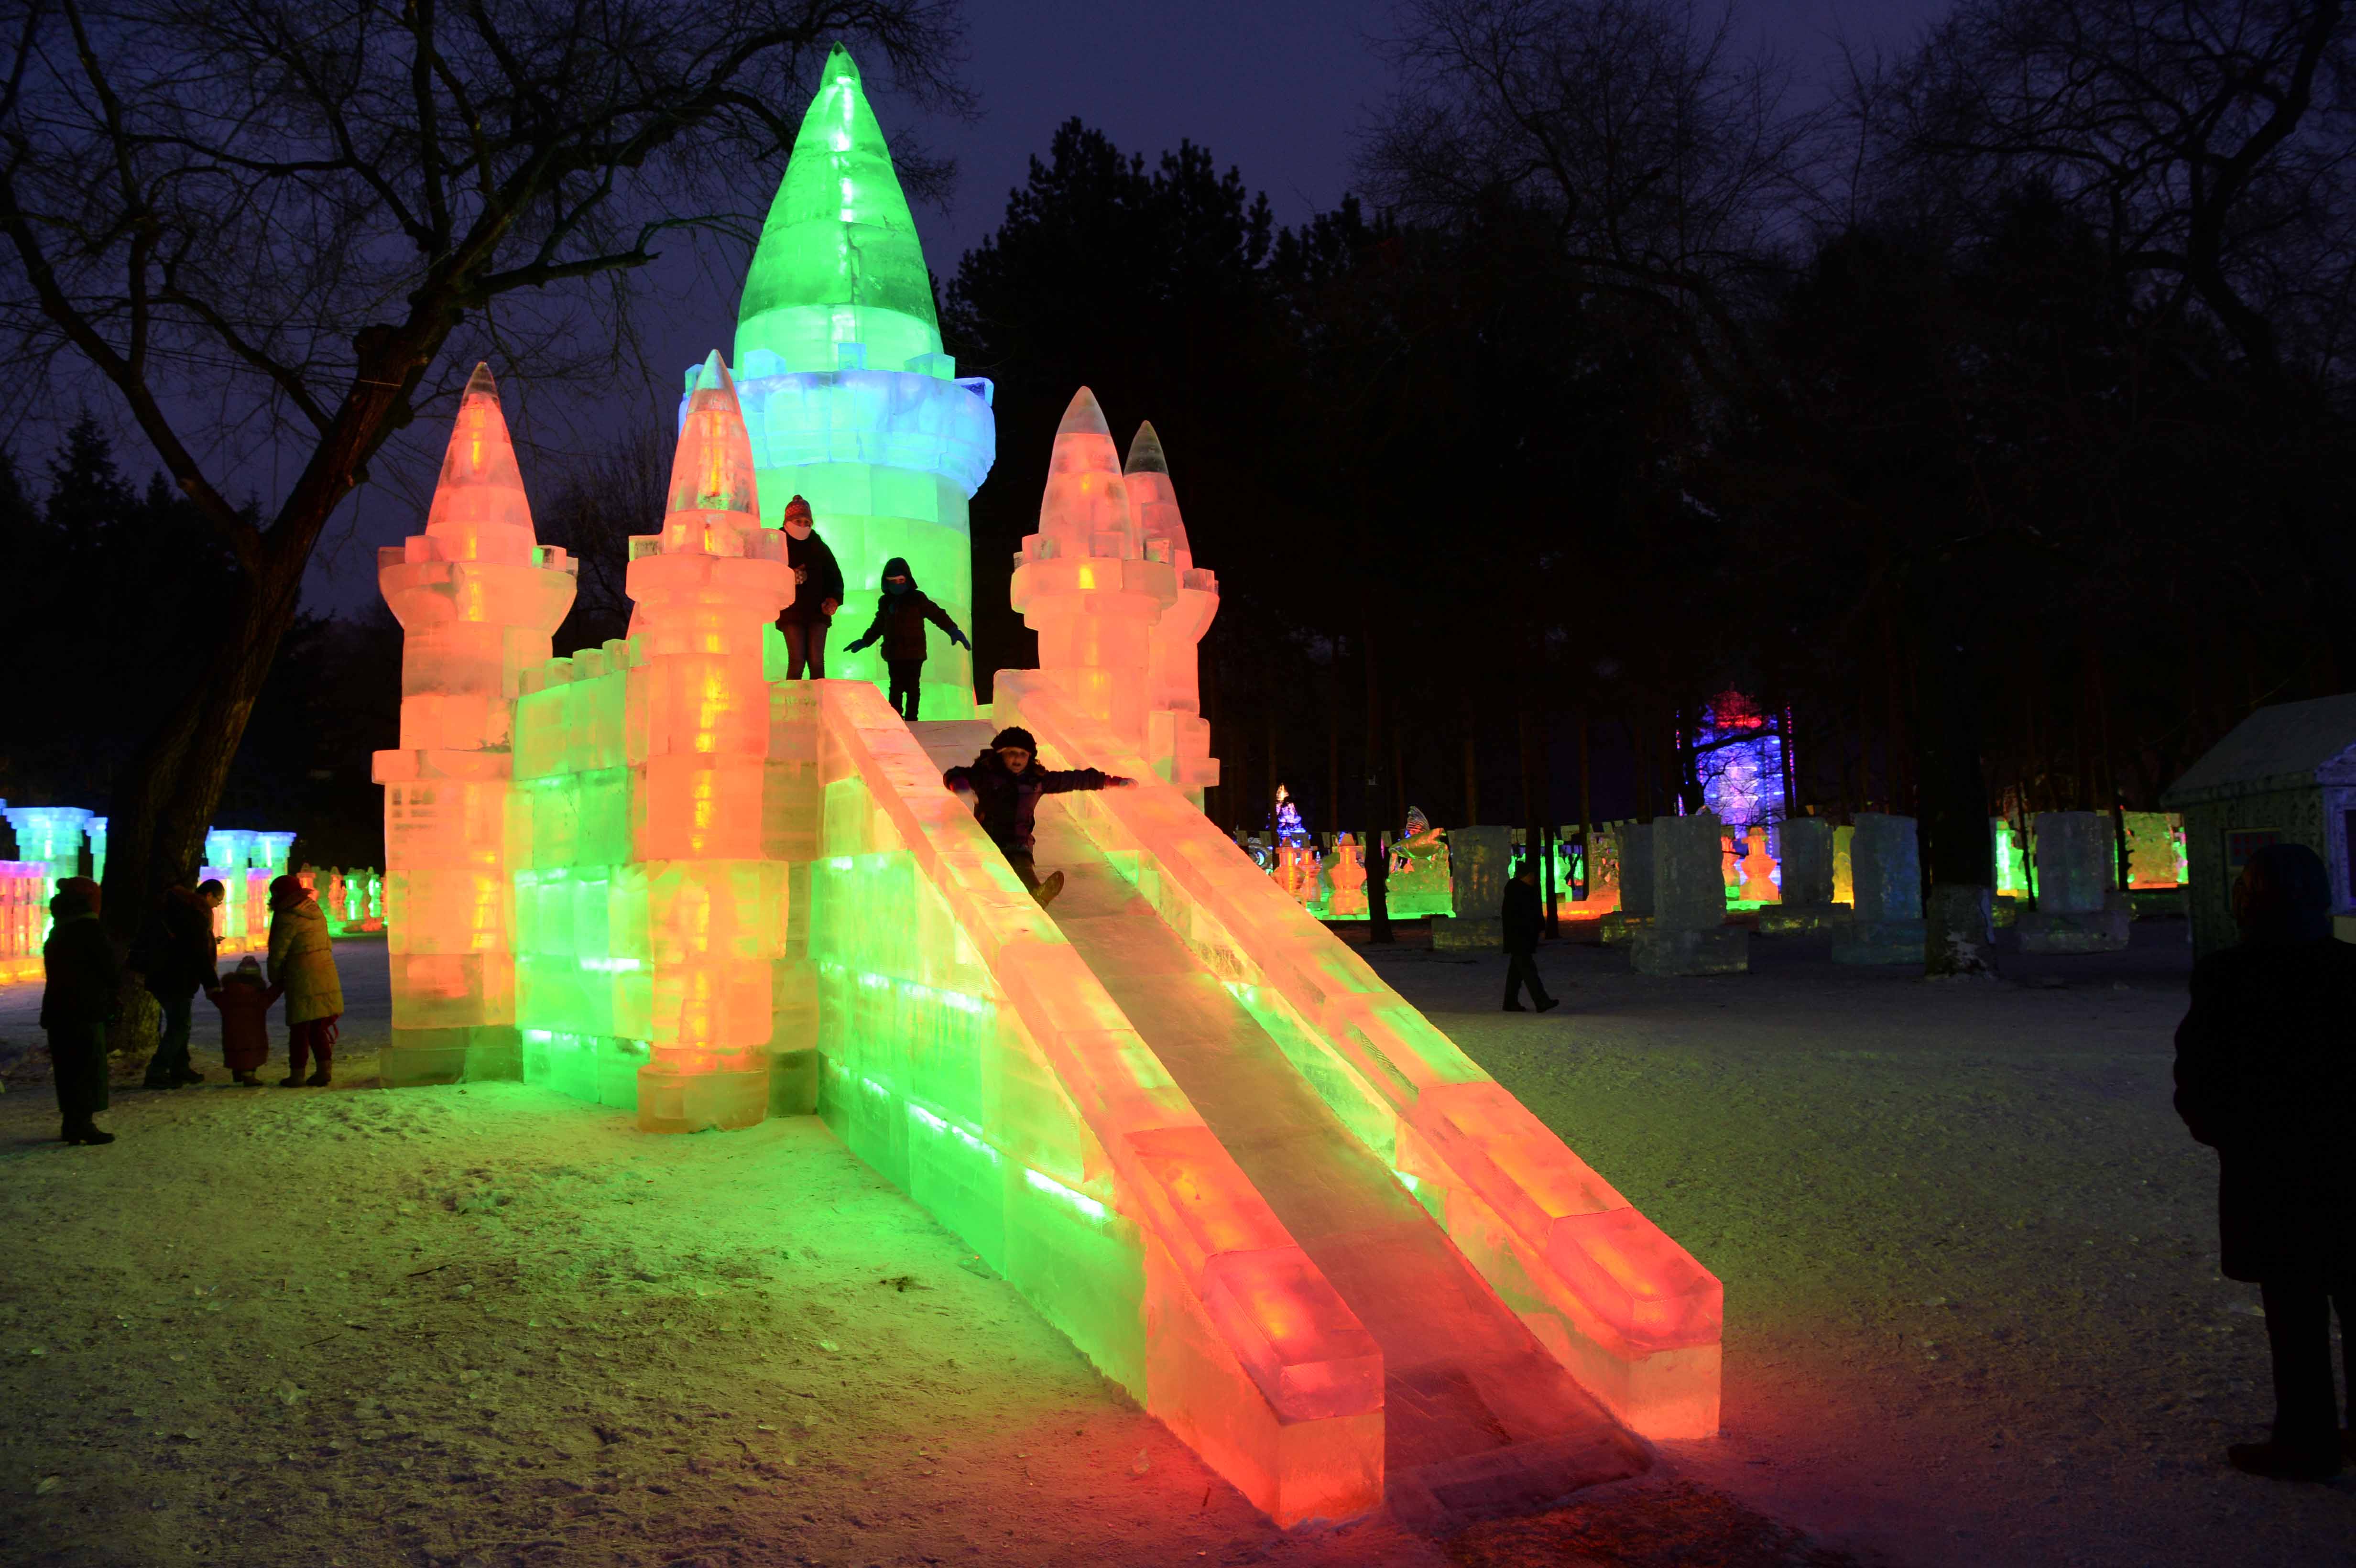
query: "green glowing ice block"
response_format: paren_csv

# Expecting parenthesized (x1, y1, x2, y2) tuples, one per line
(737, 44, 940, 375)
(721, 44, 993, 719)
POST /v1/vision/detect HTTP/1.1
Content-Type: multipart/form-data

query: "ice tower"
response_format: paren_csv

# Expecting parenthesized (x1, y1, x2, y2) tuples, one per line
(624, 354, 796, 1131)
(1010, 390, 1178, 748)
(718, 44, 994, 717)
(375, 365, 578, 1086)
(1123, 421, 1220, 804)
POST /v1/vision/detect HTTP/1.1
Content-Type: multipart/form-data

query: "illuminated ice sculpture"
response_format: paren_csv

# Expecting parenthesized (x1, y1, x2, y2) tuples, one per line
(715, 44, 994, 719)
(374, 364, 578, 1086)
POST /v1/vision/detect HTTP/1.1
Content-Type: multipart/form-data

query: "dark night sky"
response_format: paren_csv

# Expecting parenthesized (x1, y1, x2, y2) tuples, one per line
(47, 0, 1957, 616)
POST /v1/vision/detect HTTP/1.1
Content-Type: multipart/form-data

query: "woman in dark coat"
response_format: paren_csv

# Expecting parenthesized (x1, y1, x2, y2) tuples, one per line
(843, 555, 967, 720)
(773, 493, 843, 678)
(41, 877, 120, 1144)
(2173, 841, 2356, 1480)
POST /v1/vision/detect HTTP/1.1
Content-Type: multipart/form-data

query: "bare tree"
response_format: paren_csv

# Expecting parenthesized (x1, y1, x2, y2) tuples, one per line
(1361, 0, 1820, 390)
(537, 425, 670, 653)
(1859, 0, 2356, 679)
(0, 0, 967, 935)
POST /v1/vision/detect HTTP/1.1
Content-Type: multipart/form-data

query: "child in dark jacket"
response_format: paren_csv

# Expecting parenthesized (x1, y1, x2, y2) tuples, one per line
(942, 726, 1133, 908)
(207, 957, 283, 1086)
(843, 556, 968, 720)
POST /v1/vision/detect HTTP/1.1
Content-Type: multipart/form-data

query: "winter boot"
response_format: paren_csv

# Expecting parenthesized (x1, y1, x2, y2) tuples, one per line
(304, 1068, 332, 1088)
(1032, 870, 1066, 909)
(232, 1070, 260, 1086)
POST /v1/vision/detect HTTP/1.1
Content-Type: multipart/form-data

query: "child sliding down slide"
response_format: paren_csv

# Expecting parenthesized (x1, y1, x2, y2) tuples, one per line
(943, 726, 1133, 908)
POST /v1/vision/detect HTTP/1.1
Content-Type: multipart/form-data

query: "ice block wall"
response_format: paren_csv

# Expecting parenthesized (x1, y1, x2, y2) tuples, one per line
(1122, 422, 1220, 804)
(374, 364, 578, 1086)
(1010, 390, 1177, 747)
(720, 44, 995, 718)
(808, 679, 1382, 1524)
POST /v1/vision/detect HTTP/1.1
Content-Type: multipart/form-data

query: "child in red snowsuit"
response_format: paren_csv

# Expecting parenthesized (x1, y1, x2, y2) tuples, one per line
(207, 957, 282, 1086)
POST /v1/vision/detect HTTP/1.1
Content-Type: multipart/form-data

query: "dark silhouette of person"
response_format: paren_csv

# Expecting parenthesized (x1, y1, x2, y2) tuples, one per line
(1502, 859, 1558, 1013)
(41, 876, 120, 1144)
(2173, 841, 2356, 1481)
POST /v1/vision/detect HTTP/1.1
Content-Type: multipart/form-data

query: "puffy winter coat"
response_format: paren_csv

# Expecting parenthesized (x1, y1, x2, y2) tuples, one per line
(267, 898, 344, 1024)
(776, 528, 845, 625)
(41, 907, 120, 1032)
(2174, 933, 2356, 1281)
(941, 750, 1119, 854)
(849, 557, 966, 663)
(133, 886, 220, 998)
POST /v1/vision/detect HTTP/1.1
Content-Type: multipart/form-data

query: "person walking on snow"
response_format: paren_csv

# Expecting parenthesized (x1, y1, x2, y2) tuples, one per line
(774, 493, 844, 679)
(208, 956, 281, 1086)
(266, 876, 344, 1087)
(1502, 860, 1559, 1013)
(2174, 841, 2356, 1481)
(942, 726, 1134, 909)
(132, 878, 224, 1088)
(41, 876, 119, 1144)
(842, 555, 968, 720)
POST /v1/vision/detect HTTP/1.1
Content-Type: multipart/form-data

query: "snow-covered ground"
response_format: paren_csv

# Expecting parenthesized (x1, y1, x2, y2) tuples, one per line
(2, 922, 2350, 1567)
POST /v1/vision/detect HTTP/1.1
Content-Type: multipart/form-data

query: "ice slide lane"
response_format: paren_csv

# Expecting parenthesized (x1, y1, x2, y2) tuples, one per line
(912, 719, 1648, 1526)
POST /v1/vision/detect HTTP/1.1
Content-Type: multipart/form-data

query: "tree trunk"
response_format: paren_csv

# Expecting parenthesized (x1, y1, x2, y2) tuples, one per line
(103, 543, 309, 938)
(1363, 611, 1392, 945)
(1913, 578, 1996, 977)
(1576, 716, 1594, 902)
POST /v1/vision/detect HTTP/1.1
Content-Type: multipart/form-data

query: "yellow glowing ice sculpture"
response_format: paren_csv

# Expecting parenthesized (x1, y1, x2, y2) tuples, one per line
(375, 364, 578, 1085)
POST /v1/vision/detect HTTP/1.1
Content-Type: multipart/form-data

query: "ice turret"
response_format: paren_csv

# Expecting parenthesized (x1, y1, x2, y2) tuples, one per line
(1124, 422, 1221, 802)
(1010, 389, 1178, 746)
(659, 351, 764, 556)
(625, 352, 796, 1132)
(709, 44, 993, 717)
(374, 364, 578, 1086)
(736, 44, 939, 375)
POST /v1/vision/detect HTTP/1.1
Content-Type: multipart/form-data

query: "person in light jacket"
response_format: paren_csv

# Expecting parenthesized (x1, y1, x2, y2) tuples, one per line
(267, 875, 344, 1087)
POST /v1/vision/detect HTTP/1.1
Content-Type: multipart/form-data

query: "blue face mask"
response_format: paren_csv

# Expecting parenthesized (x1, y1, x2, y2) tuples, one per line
(885, 579, 909, 596)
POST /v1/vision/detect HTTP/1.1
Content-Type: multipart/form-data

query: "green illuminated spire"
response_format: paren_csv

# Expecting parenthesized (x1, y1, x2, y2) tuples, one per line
(1124, 421, 1168, 476)
(736, 44, 942, 373)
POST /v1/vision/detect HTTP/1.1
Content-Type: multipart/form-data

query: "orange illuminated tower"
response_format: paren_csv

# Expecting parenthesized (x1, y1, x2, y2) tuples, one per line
(1123, 420, 1220, 805)
(376, 364, 577, 1085)
(1009, 389, 1177, 748)
(625, 352, 796, 1132)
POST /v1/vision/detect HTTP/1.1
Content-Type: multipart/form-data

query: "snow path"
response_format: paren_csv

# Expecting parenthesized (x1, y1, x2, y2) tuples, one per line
(1, 925, 2350, 1566)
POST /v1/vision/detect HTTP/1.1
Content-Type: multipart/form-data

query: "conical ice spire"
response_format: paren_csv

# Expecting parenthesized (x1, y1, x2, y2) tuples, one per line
(1123, 420, 1192, 569)
(1036, 387, 1133, 549)
(1123, 421, 1168, 476)
(659, 351, 762, 555)
(423, 362, 536, 563)
(735, 43, 941, 374)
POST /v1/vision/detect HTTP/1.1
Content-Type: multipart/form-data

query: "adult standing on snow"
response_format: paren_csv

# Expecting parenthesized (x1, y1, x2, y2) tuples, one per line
(842, 555, 968, 720)
(774, 493, 843, 679)
(942, 726, 1133, 909)
(41, 876, 119, 1144)
(266, 876, 344, 1088)
(2173, 841, 2356, 1481)
(132, 878, 225, 1088)
(1501, 859, 1558, 1013)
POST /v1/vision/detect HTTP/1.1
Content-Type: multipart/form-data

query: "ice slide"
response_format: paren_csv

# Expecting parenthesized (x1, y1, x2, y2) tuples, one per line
(797, 672, 1719, 1525)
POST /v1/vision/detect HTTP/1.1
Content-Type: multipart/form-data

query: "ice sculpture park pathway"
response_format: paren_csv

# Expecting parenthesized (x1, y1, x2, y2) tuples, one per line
(913, 721, 1647, 1526)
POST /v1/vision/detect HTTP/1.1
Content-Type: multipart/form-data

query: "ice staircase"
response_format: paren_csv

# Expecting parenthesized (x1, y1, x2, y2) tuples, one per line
(795, 673, 1718, 1527)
